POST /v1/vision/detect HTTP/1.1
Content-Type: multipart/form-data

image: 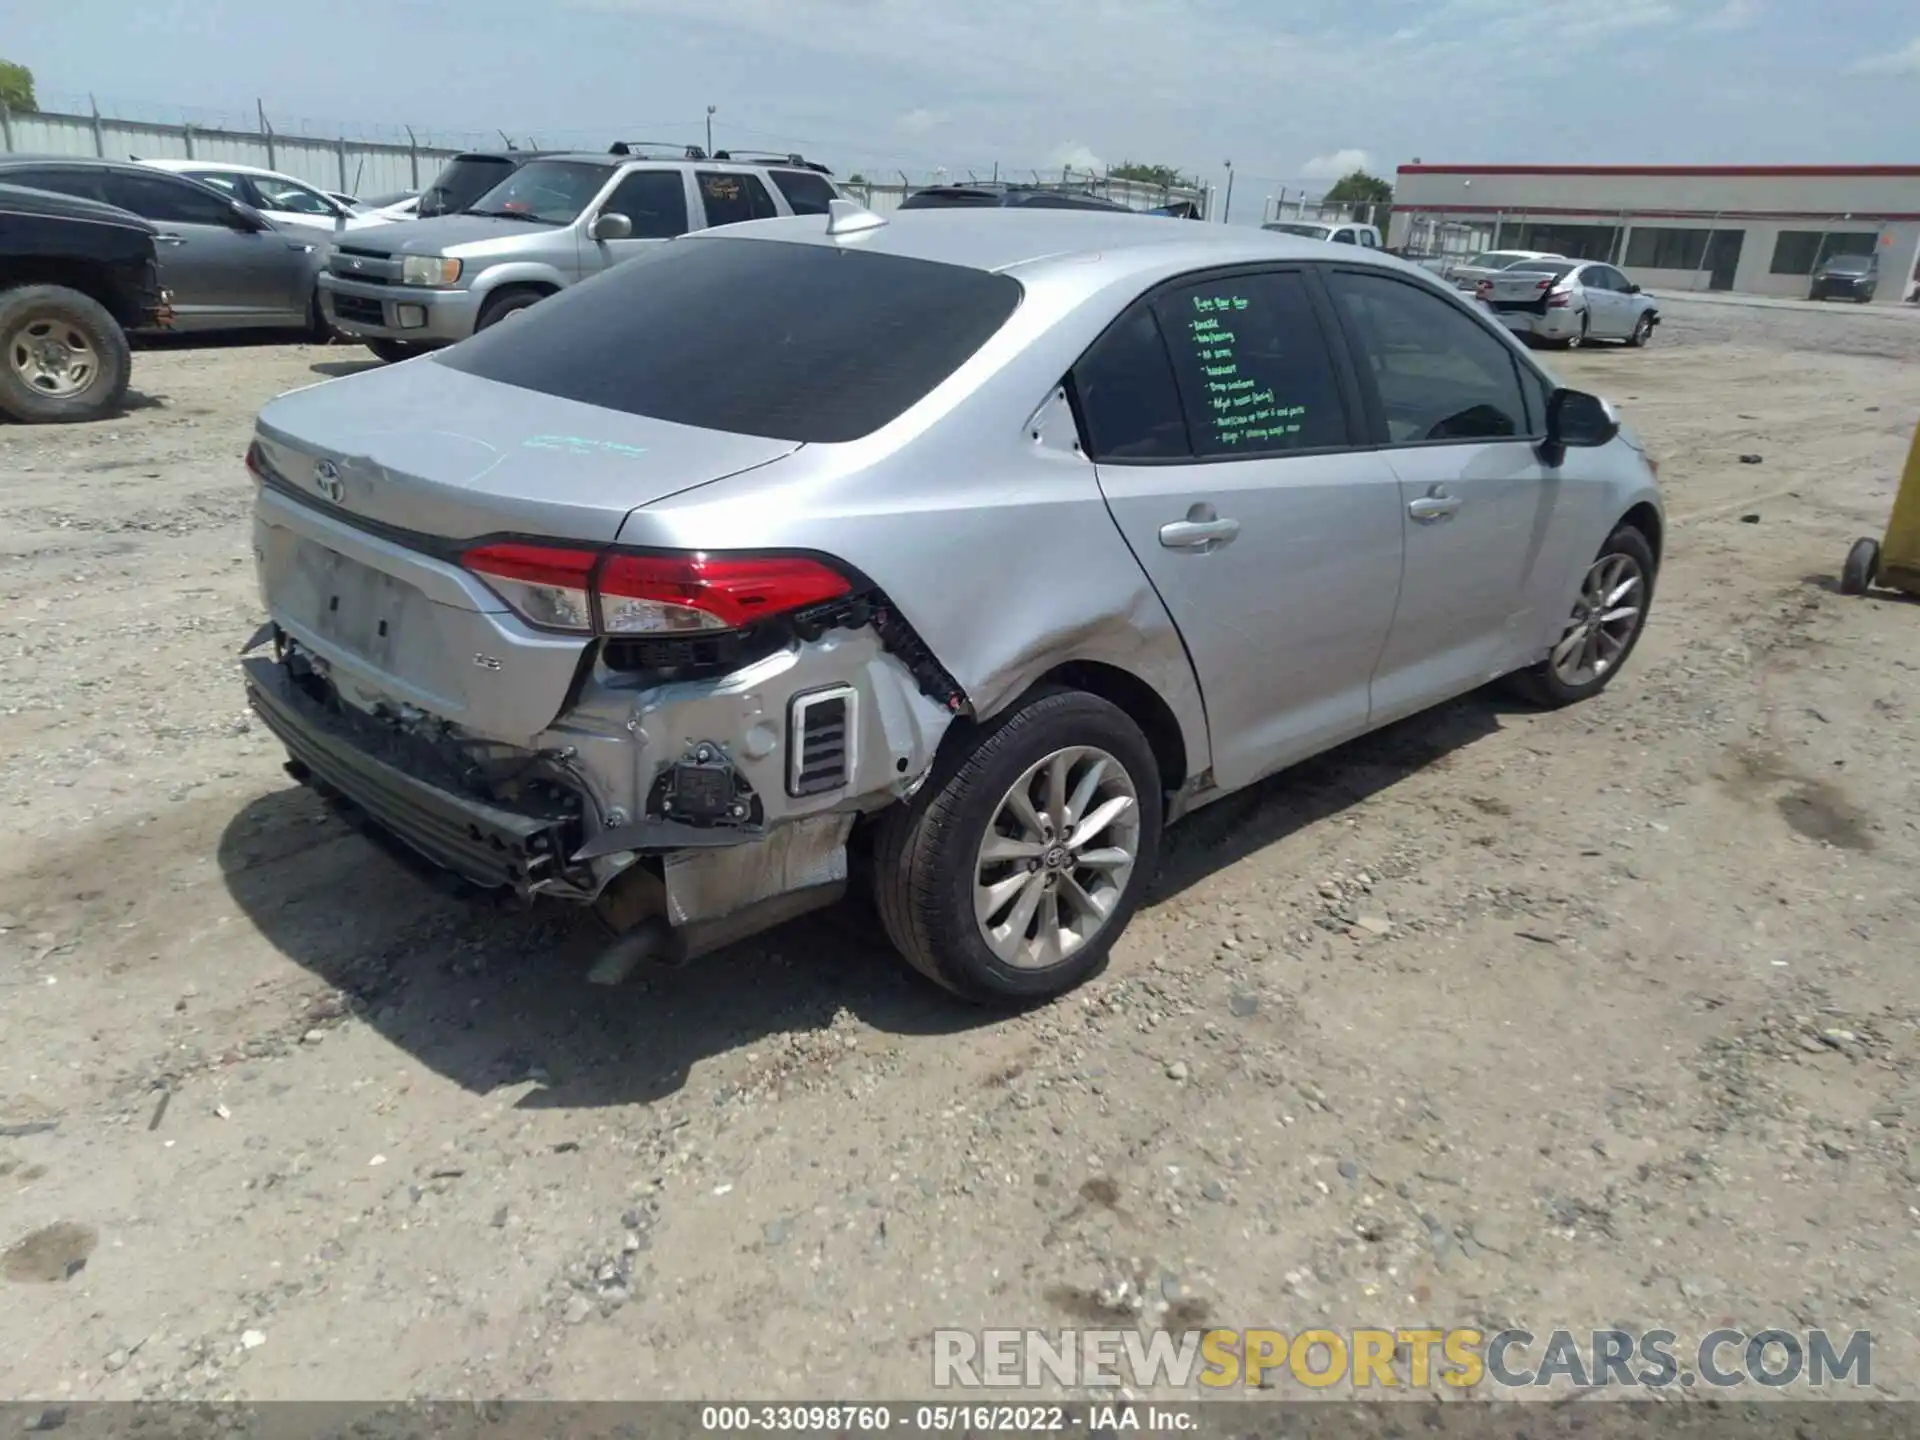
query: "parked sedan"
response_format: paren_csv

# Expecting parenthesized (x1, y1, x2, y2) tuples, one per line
(0, 157, 327, 335)
(1441, 248, 1565, 291)
(241, 211, 1662, 1005)
(1477, 260, 1659, 348)
(1810, 252, 1878, 303)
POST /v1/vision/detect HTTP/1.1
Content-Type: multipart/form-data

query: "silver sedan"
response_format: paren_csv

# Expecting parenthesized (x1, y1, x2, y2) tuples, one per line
(1477, 260, 1661, 348)
(242, 210, 1664, 1004)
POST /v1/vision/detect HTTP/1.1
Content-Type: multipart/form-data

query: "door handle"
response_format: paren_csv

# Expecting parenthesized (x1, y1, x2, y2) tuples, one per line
(154, 233, 186, 246)
(1159, 517, 1241, 549)
(1408, 489, 1463, 523)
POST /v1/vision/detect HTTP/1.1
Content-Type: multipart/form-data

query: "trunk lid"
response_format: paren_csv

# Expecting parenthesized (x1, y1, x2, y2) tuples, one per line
(1482, 270, 1565, 311)
(253, 357, 802, 545)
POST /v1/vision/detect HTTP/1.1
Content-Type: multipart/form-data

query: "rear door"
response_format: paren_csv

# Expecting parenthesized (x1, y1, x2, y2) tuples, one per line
(692, 170, 781, 231)
(1322, 267, 1558, 723)
(587, 167, 693, 275)
(1076, 265, 1406, 792)
(98, 169, 312, 324)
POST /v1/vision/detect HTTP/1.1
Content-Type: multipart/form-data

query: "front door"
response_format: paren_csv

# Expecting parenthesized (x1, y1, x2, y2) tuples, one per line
(1322, 267, 1557, 724)
(586, 168, 694, 278)
(1074, 267, 1406, 793)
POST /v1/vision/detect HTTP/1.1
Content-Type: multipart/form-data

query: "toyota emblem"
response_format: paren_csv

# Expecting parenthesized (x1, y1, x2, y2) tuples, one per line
(313, 459, 344, 503)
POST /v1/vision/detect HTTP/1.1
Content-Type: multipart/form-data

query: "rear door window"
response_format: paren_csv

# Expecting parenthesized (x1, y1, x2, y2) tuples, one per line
(696, 171, 779, 228)
(435, 235, 1024, 444)
(2, 167, 108, 203)
(768, 168, 839, 216)
(602, 169, 689, 238)
(1149, 269, 1353, 456)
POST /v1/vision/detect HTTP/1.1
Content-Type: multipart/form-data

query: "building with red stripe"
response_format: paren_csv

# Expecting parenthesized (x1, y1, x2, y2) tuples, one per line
(1389, 164, 1920, 306)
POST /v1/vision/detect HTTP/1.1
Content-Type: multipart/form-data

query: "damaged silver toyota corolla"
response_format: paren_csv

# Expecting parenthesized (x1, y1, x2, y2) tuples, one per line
(242, 202, 1664, 1004)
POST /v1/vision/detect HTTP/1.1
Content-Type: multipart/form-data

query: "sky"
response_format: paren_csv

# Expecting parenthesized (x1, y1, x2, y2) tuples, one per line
(5, 0, 1918, 215)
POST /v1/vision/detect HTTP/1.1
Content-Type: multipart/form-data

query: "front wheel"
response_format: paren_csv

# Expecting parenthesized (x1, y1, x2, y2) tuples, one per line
(1839, 537, 1881, 596)
(1627, 313, 1654, 348)
(1505, 525, 1656, 709)
(0, 284, 132, 424)
(872, 689, 1162, 1006)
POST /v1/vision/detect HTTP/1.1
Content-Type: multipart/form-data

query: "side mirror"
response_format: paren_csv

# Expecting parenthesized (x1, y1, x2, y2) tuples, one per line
(227, 202, 268, 232)
(1541, 387, 1619, 467)
(1627, 283, 1641, 294)
(588, 211, 632, 242)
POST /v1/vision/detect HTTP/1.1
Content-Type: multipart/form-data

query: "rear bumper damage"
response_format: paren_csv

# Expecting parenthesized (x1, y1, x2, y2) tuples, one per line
(244, 607, 960, 969)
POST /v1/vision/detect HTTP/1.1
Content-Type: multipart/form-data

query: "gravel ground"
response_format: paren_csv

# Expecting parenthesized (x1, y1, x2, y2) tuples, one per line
(2, 300, 1919, 1403)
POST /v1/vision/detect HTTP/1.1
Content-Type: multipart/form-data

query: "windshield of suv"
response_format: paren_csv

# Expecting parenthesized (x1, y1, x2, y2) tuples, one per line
(1819, 254, 1872, 274)
(466, 160, 614, 224)
(435, 235, 1024, 444)
(417, 156, 520, 218)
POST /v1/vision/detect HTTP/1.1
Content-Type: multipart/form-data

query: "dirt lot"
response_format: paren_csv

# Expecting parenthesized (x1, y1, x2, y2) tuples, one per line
(3, 301, 1919, 1403)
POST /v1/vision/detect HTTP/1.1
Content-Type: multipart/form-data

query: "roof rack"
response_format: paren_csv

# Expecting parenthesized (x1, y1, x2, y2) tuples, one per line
(608, 141, 709, 161)
(710, 148, 835, 177)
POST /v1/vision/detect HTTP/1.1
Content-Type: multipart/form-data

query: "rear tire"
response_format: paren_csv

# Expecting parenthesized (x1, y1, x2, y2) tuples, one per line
(1504, 524, 1656, 709)
(872, 688, 1162, 1006)
(366, 338, 419, 364)
(0, 284, 132, 424)
(1840, 537, 1880, 596)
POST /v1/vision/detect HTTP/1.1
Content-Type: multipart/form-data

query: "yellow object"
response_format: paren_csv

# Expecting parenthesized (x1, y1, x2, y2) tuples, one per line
(1881, 418, 1920, 596)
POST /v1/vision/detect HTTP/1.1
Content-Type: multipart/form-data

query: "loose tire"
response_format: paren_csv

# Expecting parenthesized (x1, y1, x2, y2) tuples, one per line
(0, 284, 131, 424)
(366, 338, 420, 364)
(1627, 313, 1654, 348)
(872, 688, 1162, 1006)
(476, 289, 545, 332)
(1839, 537, 1880, 596)
(1505, 524, 1657, 709)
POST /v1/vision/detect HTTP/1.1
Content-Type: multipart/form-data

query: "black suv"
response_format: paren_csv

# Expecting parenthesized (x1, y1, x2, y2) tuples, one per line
(0, 181, 171, 423)
(898, 182, 1131, 212)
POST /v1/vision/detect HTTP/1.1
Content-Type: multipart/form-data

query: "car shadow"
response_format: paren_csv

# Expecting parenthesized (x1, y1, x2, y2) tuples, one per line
(308, 359, 383, 379)
(216, 685, 1520, 1110)
(133, 328, 317, 352)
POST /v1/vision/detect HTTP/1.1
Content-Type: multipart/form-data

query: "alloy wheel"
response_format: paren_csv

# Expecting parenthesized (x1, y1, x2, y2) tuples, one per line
(973, 745, 1141, 970)
(1550, 551, 1646, 687)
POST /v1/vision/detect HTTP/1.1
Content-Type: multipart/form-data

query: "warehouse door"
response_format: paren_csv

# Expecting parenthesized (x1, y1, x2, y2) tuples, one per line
(1706, 230, 1744, 291)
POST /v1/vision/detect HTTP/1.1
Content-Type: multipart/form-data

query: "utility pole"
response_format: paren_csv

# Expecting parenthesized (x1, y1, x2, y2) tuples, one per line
(1221, 161, 1234, 224)
(706, 105, 717, 156)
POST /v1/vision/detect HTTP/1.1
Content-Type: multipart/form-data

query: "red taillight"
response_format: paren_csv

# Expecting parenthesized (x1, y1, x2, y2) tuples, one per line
(462, 542, 598, 632)
(1475, 280, 1492, 297)
(1535, 278, 1553, 291)
(1547, 291, 1570, 308)
(459, 545, 852, 636)
(599, 553, 851, 634)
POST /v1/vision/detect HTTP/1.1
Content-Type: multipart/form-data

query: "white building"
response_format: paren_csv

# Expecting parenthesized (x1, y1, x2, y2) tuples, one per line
(1389, 164, 1920, 306)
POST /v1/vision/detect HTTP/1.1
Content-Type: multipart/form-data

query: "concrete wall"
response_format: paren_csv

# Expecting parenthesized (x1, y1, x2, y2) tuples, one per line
(1392, 165, 1920, 306)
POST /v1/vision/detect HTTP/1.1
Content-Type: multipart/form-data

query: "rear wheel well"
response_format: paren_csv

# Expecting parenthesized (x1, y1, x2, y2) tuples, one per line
(0, 260, 138, 328)
(1029, 660, 1188, 795)
(1620, 502, 1663, 568)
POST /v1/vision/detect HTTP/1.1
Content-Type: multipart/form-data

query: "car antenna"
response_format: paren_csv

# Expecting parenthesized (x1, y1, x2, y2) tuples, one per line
(825, 197, 887, 238)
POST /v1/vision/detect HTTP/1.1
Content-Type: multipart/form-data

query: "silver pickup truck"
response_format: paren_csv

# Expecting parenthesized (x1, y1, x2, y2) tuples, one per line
(317, 146, 842, 362)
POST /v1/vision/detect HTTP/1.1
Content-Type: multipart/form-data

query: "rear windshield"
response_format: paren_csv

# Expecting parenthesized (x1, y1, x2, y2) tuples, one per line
(418, 157, 518, 218)
(898, 189, 999, 209)
(1506, 261, 1577, 279)
(435, 236, 1025, 444)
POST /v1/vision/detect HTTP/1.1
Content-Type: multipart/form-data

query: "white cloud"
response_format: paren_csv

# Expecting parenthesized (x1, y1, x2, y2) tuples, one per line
(895, 107, 943, 135)
(1696, 0, 1757, 30)
(1301, 148, 1374, 180)
(1850, 35, 1920, 74)
(1049, 142, 1104, 175)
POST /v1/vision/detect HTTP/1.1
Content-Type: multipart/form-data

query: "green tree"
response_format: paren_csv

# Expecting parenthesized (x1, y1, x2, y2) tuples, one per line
(847, 172, 867, 185)
(1321, 169, 1392, 205)
(1110, 161, 1188, 190)
(0, 59, 35, 112)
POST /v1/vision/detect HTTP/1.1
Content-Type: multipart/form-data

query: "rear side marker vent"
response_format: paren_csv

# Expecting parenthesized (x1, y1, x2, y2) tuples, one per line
(789, 685, 857, 796)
